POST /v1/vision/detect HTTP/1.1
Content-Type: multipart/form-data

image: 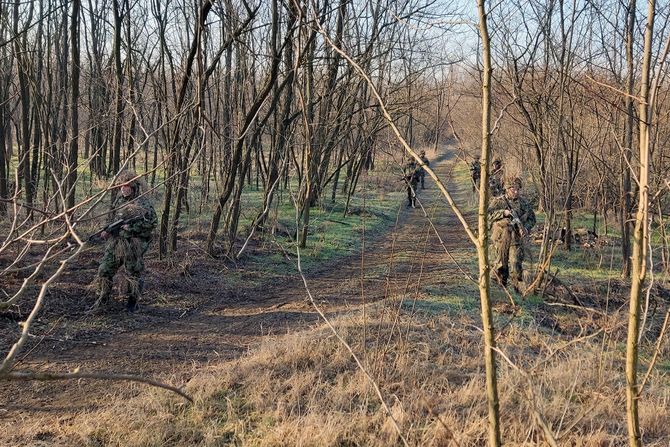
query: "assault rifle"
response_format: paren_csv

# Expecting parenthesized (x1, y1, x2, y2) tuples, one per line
(88, 216, 142, 243)
(501, 196, 528, 238)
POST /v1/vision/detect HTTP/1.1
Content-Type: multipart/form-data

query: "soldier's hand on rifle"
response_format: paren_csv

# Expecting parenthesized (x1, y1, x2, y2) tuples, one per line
(122, 224, 130, 231)
(100, 231, 110, 240)
(503, 210, 512, 217)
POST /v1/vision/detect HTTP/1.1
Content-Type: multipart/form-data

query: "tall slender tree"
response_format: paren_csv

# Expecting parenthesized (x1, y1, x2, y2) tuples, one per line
(476, 0, 501, 444)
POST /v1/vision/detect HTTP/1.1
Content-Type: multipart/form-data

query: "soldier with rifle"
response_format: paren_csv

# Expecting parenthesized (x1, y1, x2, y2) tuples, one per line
(469, 157, 481, 192)
(489, 159, 504, 197)
(92, 170, 157, 312)
(403, 156, 421, 208)
(488, 176, 536, 292)
(418, 149, 430, 189)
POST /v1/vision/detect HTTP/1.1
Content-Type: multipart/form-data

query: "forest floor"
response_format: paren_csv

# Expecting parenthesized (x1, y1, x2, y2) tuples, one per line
(2, 148, 669, 446)
(0, 147, 474, 444)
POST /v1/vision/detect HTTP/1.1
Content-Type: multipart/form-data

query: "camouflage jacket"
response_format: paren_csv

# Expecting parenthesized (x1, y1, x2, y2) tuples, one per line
(488, 195, 536, 233)
(469, 161, 481, 177)
(404, 161, 421, 185)
(108, 195, 158, 241)
(419, 155, 430, 173)
(489, 169, 504, 197)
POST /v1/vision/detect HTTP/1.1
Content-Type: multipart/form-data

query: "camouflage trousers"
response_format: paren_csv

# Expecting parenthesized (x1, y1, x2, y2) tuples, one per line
(491, 224, 524, 287)
(407, 182, 418, 207)
(97, 237, 150, 299)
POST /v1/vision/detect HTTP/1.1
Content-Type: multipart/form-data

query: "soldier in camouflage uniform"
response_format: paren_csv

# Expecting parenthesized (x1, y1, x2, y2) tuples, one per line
(94, 170, 158, 312)
(404, 157, 421, 208)
(469, 157, 481, 192)
(488, 176, 536, 292)
(489, 159, 504, 197)
(418, 150, 430, 189)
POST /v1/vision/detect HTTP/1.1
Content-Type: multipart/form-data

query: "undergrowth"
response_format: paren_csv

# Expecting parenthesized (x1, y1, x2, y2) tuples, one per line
(70, 306, 670, 446)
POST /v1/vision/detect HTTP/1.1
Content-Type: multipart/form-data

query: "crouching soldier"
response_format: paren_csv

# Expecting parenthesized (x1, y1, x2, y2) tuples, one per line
(94, 170, 157, 312)
(488, 176, 536, 292)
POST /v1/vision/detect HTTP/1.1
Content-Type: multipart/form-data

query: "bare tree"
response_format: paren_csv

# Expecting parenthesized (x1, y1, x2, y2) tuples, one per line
(626, 1, 659, 444)
(476, 1, 501, 444)
(66, 0, 81, 209)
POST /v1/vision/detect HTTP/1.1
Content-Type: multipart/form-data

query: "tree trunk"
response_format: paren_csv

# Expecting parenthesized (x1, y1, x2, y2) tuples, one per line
(13, 0, 34, 212)
(207, 0, 279, 255)
(626, 1, 654, 445)
(476, 1, 502, 445)
(67, 0, 81, 209)
(110, 0, 124, 176)
(621, 0, 636, 278)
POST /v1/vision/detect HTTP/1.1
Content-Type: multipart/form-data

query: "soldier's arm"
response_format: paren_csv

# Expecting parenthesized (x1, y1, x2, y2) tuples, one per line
(123, 205, 158, 238)
(488, 198, 509, 222)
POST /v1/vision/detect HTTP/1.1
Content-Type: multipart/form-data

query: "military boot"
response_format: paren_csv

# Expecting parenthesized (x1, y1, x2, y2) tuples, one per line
(126, 296, 138, 313)
(91, 277, 113, 313)
(512, 272, 524, 294)
(495, 267, 509, 287)
(126, 278, 143, 313)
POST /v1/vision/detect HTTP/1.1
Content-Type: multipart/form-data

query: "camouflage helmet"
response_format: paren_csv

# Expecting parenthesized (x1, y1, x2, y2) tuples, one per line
(493, 159, 502, 168)
(116, 170, 143, 194)
(504, 176, 522, 190)
(420, 149, 426, 156)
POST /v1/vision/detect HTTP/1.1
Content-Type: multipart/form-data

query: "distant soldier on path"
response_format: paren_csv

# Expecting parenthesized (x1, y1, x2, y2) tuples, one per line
(418, 150, 430, 189)
(488, 176, 536, 292)
(93, 171, 158, 312)
(404, 157, 421, 208)
(489, 159, 504, 197)
(469, 157, 481, 192)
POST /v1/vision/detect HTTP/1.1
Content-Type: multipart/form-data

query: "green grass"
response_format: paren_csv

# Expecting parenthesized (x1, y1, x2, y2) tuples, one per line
(451, 160, 475, 187)
(403, 281, 480, 316)
(658, 359, 670, 373)
(237, 175, 404, 278)
(541, 245, 622, 282)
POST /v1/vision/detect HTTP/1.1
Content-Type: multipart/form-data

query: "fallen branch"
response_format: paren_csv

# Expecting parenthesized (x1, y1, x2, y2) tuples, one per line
(3, 368, 193, 402)
(544, 270, 584, 307)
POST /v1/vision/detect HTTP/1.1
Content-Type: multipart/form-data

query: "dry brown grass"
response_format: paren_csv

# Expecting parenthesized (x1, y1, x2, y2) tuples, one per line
(63, 305, 669, 447)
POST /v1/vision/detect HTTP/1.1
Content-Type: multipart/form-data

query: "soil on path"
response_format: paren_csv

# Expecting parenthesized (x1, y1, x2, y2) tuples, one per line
(0, 148, 477, 445)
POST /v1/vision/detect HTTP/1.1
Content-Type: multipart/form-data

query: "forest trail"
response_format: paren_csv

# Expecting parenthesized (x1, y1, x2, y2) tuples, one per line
(0, 146, 477, 444)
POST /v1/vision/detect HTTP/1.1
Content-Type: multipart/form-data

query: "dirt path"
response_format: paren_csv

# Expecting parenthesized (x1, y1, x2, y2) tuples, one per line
(0, 147, 476, 445)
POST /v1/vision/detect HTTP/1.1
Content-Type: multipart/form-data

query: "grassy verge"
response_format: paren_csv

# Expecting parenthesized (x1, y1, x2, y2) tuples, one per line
(70, 307, 670, 446)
